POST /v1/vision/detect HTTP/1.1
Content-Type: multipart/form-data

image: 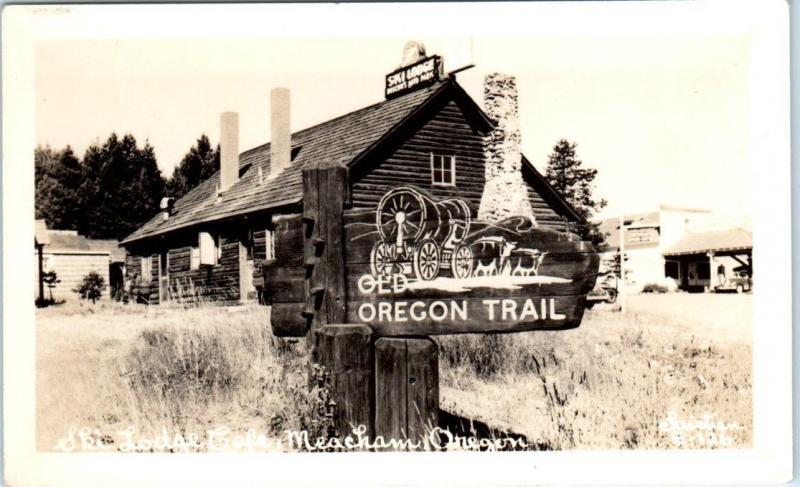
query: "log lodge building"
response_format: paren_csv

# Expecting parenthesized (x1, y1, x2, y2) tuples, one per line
(121, 46, 583, 305)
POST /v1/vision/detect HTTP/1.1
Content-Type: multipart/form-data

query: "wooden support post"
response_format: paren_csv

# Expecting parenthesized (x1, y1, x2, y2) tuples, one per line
(707, 250, 716, 292)
(374, 337, 439, 450)
(311, 324, 374, 440)
(302, 160, 372, 440)
(302, 160, 349, 333)
(36, 244, 45, 303)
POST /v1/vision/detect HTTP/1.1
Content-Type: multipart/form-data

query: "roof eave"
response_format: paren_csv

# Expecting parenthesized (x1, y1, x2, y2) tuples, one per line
(520, 156, 584, 223)
(120, 196, 303, 246)
(664, 245, 753, 257)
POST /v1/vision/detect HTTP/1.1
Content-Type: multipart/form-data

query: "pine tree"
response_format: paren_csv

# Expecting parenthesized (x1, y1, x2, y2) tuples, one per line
(544, 139, 607, 244)
(35, 145, 85, 230)
(79, 133, 166, 240)
(74, 271, 105, 304)
(166, 135, 220, 199)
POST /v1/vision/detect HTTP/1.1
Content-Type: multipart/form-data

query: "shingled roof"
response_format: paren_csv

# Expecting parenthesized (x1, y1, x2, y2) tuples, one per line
(122, 81, 454, 245)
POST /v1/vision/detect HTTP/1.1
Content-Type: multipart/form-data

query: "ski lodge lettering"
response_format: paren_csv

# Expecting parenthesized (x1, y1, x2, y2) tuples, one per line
(385, 55, 442, 99)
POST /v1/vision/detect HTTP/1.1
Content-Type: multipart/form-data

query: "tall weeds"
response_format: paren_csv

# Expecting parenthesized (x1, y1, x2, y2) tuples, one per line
(63, 306, 310, 446)
(437, 312, 752, 450)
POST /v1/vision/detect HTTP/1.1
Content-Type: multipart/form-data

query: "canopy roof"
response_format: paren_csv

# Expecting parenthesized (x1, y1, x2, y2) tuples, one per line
(663, 228, 752, 256)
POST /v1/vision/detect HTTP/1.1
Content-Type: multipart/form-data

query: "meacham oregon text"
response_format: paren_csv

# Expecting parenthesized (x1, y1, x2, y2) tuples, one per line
(54, 425, 529, 453)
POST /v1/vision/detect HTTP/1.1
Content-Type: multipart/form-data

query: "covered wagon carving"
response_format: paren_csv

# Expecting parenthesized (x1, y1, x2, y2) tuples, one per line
(370, 187, 474, 281)
(264, 182, 600, 337)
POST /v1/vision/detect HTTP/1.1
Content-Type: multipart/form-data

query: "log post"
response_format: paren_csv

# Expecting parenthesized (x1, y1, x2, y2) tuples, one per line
(302, 159, 349, 332)
(302, 160, 373, 440)
(374, 337, 439, 450)
(311, 324, 374, 439)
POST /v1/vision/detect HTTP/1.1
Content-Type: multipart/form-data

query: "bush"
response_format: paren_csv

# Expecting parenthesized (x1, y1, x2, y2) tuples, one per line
(75, 271, 106, 303)
(641, 283, 669, 294)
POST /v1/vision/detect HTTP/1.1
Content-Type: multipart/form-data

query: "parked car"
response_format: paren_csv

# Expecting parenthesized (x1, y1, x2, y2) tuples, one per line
(714, 268, 752, 293)
(586, 272, 618, 307)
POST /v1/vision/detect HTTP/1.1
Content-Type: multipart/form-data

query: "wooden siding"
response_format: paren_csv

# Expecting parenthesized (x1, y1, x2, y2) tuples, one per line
(522, 165, 570, 231)
(125, 220, 274, 305)
(39, 252, 110, 301)
(164, 233, 241, 304)
(352, 100, 574, 232)
(352, 101, 486, 211)
(125, 252, 159, 303)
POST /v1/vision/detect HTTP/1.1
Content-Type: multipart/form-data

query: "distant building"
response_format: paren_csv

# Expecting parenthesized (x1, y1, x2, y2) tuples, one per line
(662, 227, 752, 292)
(34, 220, 126, 301)
(597, 205, 712, 292)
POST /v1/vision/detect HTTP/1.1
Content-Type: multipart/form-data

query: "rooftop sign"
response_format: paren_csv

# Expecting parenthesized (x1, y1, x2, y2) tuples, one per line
(385, 55, 443, 99)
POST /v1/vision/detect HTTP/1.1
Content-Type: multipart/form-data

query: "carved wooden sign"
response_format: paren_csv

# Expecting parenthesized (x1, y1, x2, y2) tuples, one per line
(265, 184, 599, 337)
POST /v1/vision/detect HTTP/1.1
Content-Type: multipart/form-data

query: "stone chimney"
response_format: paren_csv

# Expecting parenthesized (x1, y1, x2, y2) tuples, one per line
(219, 111, 239, 192)
(270, 87, 291, 178)
(478, 73, 535, 224)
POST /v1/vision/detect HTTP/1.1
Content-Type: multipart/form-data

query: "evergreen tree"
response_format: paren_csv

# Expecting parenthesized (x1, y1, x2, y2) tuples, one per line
(35, 145, 85, 230)
(79, 133, 166, 240)
(544, 139, 607, 244)
(74, 271, 105, 304)
(166, 135, 220, 199)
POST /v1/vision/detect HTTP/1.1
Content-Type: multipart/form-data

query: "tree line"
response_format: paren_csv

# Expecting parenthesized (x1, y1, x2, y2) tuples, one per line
(35, 133, 220, 240)
(36, 133, 606, 244)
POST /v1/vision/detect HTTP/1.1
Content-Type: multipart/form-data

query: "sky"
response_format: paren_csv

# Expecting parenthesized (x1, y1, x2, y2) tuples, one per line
(35, 34, 752, 221)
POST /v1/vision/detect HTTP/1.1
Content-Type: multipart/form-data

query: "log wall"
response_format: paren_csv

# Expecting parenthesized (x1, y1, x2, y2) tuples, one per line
(352, 100, 574, 230)
(125, 218, 275, 305)
(352, 101, 486, 211)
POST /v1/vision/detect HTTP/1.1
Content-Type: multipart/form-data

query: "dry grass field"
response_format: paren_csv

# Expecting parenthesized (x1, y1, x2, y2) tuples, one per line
(36, 294, 752, 452)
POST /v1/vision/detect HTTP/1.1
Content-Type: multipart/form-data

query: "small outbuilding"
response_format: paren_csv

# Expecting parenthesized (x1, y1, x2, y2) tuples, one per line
(34, 222, 126, 302)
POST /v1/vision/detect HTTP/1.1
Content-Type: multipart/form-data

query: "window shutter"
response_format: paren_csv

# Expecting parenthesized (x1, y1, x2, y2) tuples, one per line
(141, 256, 152, 283)
(199, 232, 216, 265)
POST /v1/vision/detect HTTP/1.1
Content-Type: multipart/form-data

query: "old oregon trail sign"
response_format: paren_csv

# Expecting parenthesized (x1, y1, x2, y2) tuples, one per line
(265, 184, 599, 337)
(258, 45, 602, 446)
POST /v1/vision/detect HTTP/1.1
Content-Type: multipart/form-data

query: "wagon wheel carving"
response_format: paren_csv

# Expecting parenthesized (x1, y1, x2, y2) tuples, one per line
(370, 241, 395, 277)
(376, 188, 427, 256)
(413, 238, 440, 281)
(451, 245, 473, 279)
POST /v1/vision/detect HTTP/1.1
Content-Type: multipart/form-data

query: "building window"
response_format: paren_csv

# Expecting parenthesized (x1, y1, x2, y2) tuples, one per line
(265, 228, 275, 260)
(665, 260, 680, 280)
(199, 231, 221, 266)
(430, 154, 456, 187)
(141, 256, 152, 283)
